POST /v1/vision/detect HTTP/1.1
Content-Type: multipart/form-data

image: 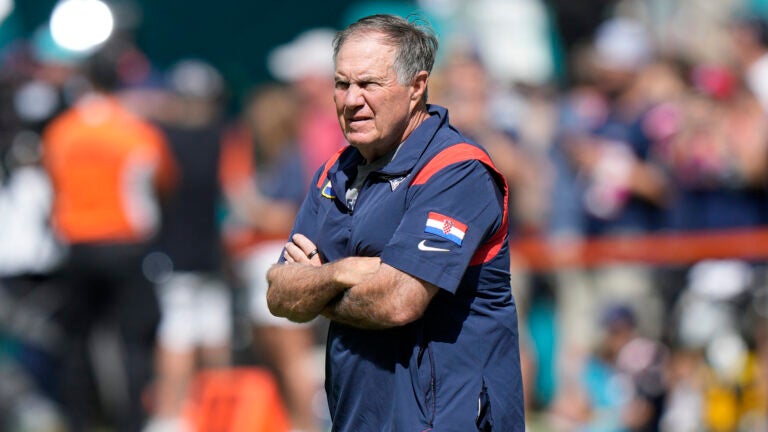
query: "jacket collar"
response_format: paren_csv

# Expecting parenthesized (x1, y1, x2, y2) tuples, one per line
(329, 104, 449, 186)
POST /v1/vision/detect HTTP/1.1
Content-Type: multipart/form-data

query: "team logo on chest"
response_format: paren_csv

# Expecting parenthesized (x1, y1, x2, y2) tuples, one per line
(321, 180, 335, 199)
(388, 176, 408, 191)
(424, 212, 467, 246)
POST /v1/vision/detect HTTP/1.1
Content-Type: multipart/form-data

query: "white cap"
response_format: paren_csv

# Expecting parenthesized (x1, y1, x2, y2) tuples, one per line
(594, 17, 652, 71)
(267, 28, 336, 82)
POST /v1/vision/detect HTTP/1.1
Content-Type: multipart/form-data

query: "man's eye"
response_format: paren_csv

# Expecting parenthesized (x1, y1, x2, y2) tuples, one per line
(335, 81, 349, 90)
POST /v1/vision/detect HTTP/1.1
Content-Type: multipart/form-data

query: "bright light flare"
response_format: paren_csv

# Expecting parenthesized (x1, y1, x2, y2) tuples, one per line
(0, 0, 14, 25)
(49, 0, 114, 53)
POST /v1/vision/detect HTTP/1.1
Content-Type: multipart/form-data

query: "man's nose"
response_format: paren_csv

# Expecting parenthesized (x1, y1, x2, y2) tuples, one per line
(343, 85, 364, 108)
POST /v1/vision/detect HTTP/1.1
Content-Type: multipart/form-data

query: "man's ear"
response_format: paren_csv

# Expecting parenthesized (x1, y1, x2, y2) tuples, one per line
(410, 71, 429, 102)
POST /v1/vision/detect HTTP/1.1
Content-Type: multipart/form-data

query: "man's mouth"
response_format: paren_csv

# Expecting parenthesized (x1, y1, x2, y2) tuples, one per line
(346, 117, 371, 129)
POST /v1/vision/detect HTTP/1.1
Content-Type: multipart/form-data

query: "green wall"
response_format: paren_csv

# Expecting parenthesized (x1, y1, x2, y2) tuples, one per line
(11, 0, 420, 104)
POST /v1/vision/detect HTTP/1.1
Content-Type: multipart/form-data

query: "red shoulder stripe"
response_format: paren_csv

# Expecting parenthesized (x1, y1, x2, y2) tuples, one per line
(316, 147, 347, 189)
(469, 207, 508, 266)
(411, 143, 490, 185)
(410, 143, 509, 266)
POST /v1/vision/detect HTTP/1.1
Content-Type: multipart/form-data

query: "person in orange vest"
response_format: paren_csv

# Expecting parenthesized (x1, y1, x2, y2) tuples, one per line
(42, 45, 176, 432)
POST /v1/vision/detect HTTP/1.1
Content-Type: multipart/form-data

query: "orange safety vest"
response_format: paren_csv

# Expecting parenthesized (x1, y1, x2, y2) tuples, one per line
(43, 94, 176, 244)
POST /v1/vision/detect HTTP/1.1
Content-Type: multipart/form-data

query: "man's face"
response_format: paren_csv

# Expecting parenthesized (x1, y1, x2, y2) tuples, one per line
(333, 33, 415, 160)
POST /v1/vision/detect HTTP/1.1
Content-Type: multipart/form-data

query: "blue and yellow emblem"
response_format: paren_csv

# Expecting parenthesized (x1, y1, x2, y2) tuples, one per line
(321, 180, 335, 199)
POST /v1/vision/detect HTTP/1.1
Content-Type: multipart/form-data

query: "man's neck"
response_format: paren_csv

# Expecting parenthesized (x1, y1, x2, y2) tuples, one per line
(402, 104, 430, 143)
(362, 105, 430, 163)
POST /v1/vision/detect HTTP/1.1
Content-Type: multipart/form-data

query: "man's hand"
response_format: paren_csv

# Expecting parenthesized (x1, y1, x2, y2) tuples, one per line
(283, 233, 323, 266)
(267, 233, 379, 323)
(269, 231, 435, 329)
(282, 233, 381, 284)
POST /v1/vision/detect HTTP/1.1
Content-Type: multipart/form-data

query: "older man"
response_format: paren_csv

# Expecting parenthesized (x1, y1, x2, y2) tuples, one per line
(267, 14, 524, 431)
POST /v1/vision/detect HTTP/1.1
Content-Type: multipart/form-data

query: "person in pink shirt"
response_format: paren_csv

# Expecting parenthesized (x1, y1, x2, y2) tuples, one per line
(267, 28, 348, 177)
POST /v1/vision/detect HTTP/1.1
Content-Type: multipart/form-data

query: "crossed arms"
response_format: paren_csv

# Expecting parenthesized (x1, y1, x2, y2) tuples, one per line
(266, 233, 439, 329)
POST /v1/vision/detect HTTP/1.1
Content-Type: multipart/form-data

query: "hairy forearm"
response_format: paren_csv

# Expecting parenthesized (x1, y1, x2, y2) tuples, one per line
(321, 264, 438, 329)
(266, 255, 381, 323)
(322, 289, 397, 330)
(266, 262, 346, 323)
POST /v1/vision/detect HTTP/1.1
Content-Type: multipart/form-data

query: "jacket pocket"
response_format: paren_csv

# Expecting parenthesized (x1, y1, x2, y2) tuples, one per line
(476, 377, 493, 431)
(410, 342, 436, 427)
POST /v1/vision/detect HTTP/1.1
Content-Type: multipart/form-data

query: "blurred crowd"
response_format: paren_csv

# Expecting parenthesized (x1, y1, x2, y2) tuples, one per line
(0, 0, 768, 431)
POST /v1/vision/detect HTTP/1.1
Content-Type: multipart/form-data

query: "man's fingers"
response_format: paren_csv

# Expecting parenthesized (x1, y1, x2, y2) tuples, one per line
(291, 233, 317, 254)
(283, 247, 295, 263)
(284, 242, 305, 262)
(284, 234, 322, 265)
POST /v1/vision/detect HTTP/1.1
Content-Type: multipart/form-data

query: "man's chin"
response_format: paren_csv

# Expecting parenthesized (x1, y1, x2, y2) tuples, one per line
(344, 134, 373, 148)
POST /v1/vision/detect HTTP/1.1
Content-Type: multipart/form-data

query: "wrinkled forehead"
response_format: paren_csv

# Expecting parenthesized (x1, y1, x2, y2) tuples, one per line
(335, 35, 397, 70)
(337, 30, 396, 59)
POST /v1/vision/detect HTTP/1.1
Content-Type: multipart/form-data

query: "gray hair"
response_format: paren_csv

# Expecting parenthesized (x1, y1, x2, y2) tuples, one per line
(333, 14, 438, 96)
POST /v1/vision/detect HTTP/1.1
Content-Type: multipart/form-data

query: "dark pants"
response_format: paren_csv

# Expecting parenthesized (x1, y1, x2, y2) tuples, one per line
(56, 242, 160, 432)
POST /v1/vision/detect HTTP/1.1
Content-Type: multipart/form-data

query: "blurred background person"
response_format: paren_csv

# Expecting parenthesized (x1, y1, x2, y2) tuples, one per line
(547, 303, 668, 432)
(0, 51, 69, 431)
(220, 83, 322, 432)
(550, 17, 671, 366)
(558, 17, 670, 237)
(42, 43, 177, 432)
(730, 12, 768, 113)
(266, 28, 347, 179)
(431, 45, 552, 238)
(661, 259, 766, 432)
(141, 58, 232, 432)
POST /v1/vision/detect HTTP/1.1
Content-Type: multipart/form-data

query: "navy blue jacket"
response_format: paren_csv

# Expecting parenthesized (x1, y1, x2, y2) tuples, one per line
(287, 105, 524, 431)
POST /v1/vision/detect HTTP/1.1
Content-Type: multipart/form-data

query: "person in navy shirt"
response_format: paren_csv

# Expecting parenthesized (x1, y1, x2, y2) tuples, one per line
(266, 14, 524, 431)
